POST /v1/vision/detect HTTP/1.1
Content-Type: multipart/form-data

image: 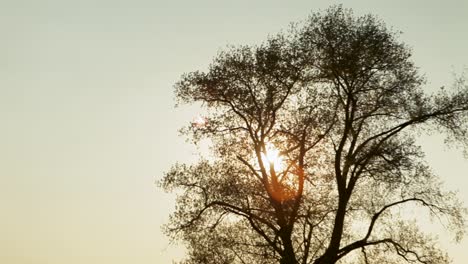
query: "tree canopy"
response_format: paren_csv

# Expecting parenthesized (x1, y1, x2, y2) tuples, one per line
(161, 6, 468, 264)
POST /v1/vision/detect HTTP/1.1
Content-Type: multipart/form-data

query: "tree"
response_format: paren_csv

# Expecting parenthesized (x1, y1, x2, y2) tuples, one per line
(161, 6, 468, 264)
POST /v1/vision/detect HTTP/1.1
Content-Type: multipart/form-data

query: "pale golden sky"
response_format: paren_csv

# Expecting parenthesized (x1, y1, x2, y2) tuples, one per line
(1, 0, 467, 263)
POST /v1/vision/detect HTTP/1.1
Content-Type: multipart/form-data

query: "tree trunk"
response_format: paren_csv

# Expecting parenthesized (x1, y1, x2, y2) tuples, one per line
(280, 244, 297, 264)
(313, 196, 348, 264)
(280, 228, 298, 264)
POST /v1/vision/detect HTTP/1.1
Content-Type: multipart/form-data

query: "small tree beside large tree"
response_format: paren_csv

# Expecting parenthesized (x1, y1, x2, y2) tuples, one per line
(161, 6, 468, 264)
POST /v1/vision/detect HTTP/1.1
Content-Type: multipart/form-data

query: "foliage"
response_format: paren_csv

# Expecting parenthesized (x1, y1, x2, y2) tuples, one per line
(161, 6, 468, 264)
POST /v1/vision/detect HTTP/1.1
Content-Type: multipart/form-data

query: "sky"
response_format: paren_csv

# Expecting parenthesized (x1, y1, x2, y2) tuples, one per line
(0, 0, 467, 263)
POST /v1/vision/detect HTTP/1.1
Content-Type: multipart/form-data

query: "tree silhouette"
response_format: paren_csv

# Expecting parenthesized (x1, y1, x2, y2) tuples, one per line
(161, 6, 468, 264)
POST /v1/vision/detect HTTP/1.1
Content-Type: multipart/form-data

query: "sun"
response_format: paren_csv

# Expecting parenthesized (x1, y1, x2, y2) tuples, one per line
(260, 143, 284, 171)
(192, 114, 207, 128)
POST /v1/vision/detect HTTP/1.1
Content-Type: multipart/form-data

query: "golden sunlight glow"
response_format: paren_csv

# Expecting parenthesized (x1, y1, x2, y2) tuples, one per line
(260, 143, 284, 171)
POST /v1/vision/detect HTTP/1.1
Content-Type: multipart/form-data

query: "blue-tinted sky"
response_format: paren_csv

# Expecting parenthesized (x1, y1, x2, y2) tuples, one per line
(1, 0, 467, 263)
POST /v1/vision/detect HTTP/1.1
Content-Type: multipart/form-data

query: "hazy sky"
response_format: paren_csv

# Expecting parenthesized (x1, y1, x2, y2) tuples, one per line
(1, 0, 467, 263)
